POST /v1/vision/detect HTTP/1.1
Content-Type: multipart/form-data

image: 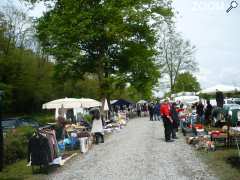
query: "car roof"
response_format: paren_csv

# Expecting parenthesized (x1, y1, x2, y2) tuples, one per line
(2, 117, 20, 121)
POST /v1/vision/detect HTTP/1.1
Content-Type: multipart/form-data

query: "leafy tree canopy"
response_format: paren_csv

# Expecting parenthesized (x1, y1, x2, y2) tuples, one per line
(33, 0, 173, 98)
(173, 72, 201, 93)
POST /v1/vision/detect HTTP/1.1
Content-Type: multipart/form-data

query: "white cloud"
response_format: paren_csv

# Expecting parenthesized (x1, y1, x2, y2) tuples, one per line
(173, 0, 240, 89)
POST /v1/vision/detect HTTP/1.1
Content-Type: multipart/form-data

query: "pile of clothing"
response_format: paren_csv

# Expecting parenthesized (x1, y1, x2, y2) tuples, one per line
(186, 135, 215, 151)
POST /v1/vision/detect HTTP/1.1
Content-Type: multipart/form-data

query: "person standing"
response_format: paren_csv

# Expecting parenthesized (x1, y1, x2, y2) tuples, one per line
(170, 103, 180, 139)
(216, 89, 224, 108)
(137, 104, 141, 117)
(160, 99, 174, 142)
(205, 100, 213, 124)
(148, 103, 154, 121)
(153, 102, 161, 121)
(91, 109, 104, 144)
(196, 101, 204, 124)
(177, 104, 185, 131)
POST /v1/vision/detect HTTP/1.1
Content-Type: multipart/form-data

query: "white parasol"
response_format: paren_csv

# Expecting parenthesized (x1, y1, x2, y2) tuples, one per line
(42, 97, 101, 109)
(137, 100, 147, 104)
(103, 98, 109, 111)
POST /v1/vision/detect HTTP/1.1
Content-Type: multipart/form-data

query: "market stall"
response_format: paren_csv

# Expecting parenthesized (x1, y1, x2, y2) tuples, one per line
(199, 84, 240, 95)
(230, 127, 240, 157)
(42, 97, 101, 119)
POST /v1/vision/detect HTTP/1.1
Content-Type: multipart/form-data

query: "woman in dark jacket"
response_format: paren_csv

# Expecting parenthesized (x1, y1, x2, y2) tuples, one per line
(205, 100, 213, 124)
(170, 103, 180, 139)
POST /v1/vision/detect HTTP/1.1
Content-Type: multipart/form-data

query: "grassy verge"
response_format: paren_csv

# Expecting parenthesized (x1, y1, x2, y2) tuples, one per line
(197, 148, 240, 180)
(0, 159, 39, 180)
(0, 150, 81, 180)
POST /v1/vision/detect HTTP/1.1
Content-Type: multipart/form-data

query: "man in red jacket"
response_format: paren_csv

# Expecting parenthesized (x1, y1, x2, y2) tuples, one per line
(160, 99, 174, 142)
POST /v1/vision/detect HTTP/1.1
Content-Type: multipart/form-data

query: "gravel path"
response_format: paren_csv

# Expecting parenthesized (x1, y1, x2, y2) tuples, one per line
(48, 117, 218, 180)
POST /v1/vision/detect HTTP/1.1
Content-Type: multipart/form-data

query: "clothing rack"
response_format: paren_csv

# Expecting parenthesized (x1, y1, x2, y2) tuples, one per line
(38, 124, 54, 131)
(28, 125, 59, 174)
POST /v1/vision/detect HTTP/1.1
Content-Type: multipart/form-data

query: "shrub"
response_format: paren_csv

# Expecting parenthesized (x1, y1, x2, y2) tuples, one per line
(3, 127, 35, 165)
(84, 114, 93, 124)
(38, 116, 56, 126)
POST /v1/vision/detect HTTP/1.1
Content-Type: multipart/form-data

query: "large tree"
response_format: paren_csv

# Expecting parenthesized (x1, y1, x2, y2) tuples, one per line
(30, 0, 173, 100)
(158, 25, 198, 92)
(173, 72, 200, 93)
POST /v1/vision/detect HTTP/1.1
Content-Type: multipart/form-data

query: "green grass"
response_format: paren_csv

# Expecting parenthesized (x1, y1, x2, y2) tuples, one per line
(0, 159, 41, 180)
(197, 148, 240, 180)
(0, 149, 81, 180)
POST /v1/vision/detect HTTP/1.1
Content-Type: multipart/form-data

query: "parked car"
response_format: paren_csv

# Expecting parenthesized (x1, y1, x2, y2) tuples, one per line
(2, 118, 22, 130)
(20, 117, 40, 128)
(1, 117, 39, 131)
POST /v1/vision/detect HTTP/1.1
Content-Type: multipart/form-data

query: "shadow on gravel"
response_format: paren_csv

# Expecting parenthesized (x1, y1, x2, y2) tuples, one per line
(154, 137, 167, 142)
(226, 156, 240, 170)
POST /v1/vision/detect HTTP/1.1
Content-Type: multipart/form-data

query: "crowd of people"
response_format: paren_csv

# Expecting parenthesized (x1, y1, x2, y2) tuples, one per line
(141, 99, 214, 143)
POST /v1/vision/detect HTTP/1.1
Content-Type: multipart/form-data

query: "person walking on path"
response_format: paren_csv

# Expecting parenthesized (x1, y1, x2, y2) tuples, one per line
(137, 104, 141, 117)
(170, 102, 180, 139)
(148, 103, 154, 121)
(160, 99, 174, 142)
(91, 109, 104, 144)
(153, 102, 161, 121)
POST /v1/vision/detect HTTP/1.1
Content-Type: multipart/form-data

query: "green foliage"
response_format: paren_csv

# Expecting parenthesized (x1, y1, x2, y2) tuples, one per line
(0, 47, 55, 113)
(4, 127, 35, 165)
(173, 72, 200, 93)
(83, 114, 93, 124)
(35, 0, 172, 98)
(33, 113, 55, 125)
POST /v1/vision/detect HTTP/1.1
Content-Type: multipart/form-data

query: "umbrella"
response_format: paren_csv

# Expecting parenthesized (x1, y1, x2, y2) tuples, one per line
(78, 98, 102, 108)
(199, 84, 240, 95)
(42, 98, 101, 109)
(137, 100, 147, 104)
(103, 98, 109, 111)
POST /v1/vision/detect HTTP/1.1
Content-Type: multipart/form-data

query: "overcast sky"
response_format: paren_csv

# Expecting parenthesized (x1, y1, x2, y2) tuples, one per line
(173, 0, 240, 88)
(1, 0, 240, 92)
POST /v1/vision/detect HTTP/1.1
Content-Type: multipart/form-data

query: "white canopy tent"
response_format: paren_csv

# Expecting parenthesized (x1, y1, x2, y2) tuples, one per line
(174, 95, 200, 104)
(42, 98, 101, 119)
(199, 84, 240, 95)
(42, 98, 101, 109)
